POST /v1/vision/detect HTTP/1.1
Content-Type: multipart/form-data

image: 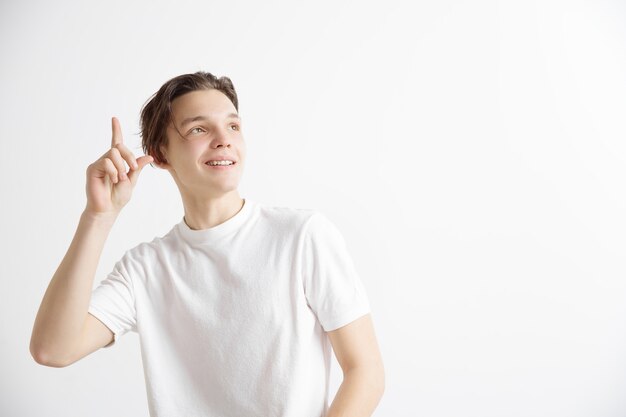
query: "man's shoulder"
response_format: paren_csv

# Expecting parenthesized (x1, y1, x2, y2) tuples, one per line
(120, 224, 179, 261)
(254, 200, 320, 233)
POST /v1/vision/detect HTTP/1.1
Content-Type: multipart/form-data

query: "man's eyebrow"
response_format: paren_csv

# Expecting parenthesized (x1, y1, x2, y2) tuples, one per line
(180, 113, 241, 127)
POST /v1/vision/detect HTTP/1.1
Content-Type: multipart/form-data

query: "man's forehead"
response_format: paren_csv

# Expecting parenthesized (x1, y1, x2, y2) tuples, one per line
(171, 90, 237, 116)
(174, 112, 240, 128)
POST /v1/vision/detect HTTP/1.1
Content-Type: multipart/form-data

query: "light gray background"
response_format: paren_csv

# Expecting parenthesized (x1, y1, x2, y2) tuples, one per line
(2, 0, 626, 416)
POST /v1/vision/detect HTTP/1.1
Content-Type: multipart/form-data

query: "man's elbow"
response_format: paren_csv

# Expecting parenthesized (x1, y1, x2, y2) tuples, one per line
(31, 352, 70, 368)
(30, 342, 71, 368)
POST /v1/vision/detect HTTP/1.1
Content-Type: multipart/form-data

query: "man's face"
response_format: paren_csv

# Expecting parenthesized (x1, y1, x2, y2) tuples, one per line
(156, 89, 246, 198)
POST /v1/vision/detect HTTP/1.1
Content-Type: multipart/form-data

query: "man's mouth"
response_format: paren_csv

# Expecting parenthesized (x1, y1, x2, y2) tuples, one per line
(205, 160, 236, 166)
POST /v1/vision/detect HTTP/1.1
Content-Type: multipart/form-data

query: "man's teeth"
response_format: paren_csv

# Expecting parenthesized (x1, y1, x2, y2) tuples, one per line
(207, 160, 234, 166)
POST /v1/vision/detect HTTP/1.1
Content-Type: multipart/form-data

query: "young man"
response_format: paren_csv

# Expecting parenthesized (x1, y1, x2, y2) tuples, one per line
(30, 72, 384, 416)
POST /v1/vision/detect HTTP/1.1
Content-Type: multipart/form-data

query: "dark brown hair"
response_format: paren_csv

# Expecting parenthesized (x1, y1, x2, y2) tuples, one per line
(140, 71, 239, 165)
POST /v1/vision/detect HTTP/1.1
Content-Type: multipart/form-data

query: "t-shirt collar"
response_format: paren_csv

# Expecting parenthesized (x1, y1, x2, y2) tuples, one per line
(176, 198, 255, 244)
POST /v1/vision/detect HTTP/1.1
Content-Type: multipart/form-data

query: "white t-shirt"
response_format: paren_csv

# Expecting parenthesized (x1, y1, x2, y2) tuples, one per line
(88, 198, 371, 417)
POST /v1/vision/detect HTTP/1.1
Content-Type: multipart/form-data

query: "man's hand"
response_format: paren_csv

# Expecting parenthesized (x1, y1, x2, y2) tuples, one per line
(84, 117, 153, 218)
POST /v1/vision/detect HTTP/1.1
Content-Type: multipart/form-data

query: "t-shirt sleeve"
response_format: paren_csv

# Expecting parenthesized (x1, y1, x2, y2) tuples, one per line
(301, 212, 371, 332)
(87, 251, 137, 348)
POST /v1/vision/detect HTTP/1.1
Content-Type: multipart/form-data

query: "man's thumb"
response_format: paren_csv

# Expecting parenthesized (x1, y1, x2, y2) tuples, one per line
(128, 155, 154, 185)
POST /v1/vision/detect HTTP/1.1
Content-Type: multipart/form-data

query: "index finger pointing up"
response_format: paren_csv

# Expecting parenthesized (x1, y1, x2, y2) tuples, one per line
(111, 116, 123, 147)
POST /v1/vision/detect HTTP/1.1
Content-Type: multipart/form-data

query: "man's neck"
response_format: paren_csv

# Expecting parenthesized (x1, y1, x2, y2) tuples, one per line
(182, 193, 244, 230)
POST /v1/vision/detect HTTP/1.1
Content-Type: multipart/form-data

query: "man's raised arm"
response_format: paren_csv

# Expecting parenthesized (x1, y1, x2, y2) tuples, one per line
(29, 117, 152, 367)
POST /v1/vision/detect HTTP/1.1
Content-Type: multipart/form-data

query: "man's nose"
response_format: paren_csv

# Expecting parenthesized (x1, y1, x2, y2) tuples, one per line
(212, 127, 231, 147)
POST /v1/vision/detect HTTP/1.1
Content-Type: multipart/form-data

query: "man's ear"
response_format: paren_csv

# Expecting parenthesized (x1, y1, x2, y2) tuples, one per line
(149, 157, 167, 170)
(151, 147, 170, 169)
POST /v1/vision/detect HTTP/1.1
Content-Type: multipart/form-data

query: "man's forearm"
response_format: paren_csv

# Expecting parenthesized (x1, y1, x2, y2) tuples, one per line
(30, 210, 117, 366)
(326, 367, 385, 417)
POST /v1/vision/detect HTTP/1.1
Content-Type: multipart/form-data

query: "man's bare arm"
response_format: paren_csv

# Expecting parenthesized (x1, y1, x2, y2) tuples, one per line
(30, 212, 117, 366)
(326, 314, 385, 417)
(29, 117, 152, 367)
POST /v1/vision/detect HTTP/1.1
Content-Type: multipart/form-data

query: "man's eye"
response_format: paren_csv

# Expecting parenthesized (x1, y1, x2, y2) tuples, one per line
(189, 127, 205, 134)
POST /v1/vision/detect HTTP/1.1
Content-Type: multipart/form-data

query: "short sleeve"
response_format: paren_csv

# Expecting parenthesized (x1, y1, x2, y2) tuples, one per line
(88, 251, 137, 348)
(301, 212, 371, 332)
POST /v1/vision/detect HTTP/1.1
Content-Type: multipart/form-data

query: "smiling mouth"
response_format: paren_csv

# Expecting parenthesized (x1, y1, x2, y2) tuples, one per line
(204, 161, 237, 169)
(205, 161, 237, 166)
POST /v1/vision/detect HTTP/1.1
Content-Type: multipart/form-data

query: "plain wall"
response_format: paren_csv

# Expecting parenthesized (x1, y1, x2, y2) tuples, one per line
(2, 0, 626, 416)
